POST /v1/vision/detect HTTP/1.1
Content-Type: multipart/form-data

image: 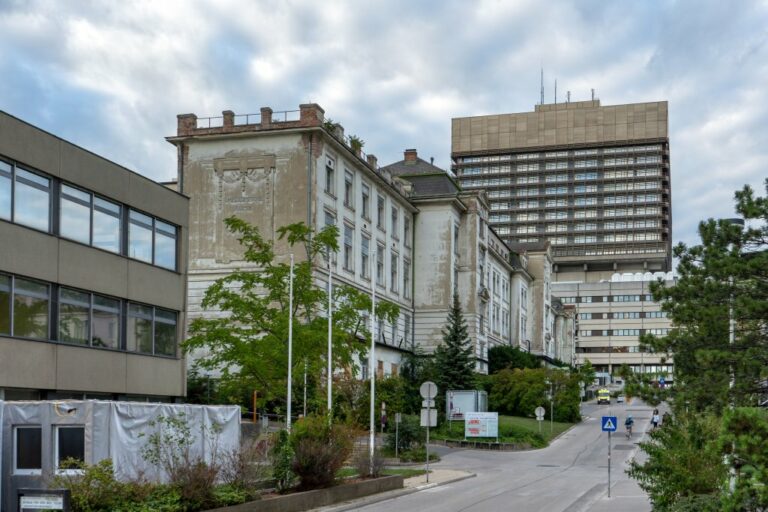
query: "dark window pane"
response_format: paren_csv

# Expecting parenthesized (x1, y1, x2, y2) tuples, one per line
(60, 185, 91, 244)
(154, 221, 176, 270)
(57, 427, 85, 469)
(0, 274, 9, 335)
(93, 198, 121, 253)
(14, 169, 50, 231)
(92, 295, 120, 349)
(129, 210, 153, 262)
(13, 278, 49, 339)
(127, 304, 153, 353)
(15, 427, 42, 471)
(154, 309, 177, 356)
(59, 288, 90, 345)
(0, 160, 10, 220)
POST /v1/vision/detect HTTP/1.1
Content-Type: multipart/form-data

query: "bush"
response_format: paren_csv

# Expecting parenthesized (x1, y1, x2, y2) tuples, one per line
(220, 438, 270, 496)
(386, 414, 424, 453)
(399, 447, 440, 463)
(270, 430, 294, 492)
(353, 449, 386, 478)
(290, 415, 352, 490)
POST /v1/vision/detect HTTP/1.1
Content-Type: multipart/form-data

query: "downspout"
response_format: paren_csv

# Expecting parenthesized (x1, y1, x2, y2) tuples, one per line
(307, 134, 313, 242)
(177, 142, 185, 194)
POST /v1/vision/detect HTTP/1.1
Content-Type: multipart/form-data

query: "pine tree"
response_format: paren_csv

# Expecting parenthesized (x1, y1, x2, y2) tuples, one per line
(434, 294, 476, 394)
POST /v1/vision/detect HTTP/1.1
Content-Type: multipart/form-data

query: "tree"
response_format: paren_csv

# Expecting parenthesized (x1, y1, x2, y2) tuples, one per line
(183, 217, 399, 412)
(488, 345, 540, 374)
(433, 294, 476, 398)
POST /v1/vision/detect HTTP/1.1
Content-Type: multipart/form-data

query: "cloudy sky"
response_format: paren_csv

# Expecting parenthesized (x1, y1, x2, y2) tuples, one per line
(1, 0, 766, 247)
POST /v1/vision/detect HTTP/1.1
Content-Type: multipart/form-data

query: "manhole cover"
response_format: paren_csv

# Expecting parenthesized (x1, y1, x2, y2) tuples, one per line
(537, 464, 560, 467)
(613, 444, 635, 450)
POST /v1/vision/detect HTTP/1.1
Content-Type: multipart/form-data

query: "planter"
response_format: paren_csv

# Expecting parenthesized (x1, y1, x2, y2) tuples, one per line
(207, 475, 404, 512)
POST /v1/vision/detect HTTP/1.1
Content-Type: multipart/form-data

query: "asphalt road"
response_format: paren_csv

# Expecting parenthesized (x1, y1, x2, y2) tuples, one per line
(357, 401, 654, 512)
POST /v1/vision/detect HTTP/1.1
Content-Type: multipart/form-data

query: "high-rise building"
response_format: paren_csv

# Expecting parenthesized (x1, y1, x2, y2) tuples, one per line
(451, 100, 674, 380)
(451, 100, 671, 278)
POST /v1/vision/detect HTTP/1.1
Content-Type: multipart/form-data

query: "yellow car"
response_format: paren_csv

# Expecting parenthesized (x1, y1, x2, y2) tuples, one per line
(597, 389, 611, 404)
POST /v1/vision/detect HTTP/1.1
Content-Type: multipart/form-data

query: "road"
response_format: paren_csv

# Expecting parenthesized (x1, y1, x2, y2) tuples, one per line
(358, 401, 654, 512)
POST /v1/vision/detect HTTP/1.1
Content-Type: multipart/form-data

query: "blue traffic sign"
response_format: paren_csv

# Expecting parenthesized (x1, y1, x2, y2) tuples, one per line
(601, 416, 618, 432)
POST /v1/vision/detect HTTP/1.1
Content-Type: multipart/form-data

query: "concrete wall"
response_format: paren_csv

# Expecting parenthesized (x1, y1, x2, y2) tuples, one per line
(0, 110, 188, 398)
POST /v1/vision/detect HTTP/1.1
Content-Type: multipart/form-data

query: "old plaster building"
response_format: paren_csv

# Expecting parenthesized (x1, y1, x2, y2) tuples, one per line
(0, 110, 188, 401)
(168, 105, 574, 378)
(451, 99, 673, 380)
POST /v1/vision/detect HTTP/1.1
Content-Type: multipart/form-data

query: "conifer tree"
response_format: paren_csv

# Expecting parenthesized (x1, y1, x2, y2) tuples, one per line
(434, 294, 476, 394)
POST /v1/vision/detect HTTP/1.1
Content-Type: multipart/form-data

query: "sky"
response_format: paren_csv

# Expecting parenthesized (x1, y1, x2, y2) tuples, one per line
(1, 0, 766, 248)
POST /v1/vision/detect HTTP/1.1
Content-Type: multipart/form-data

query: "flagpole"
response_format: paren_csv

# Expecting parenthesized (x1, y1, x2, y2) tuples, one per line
(287, 254, 294, 433)
(327, 257, 333, 418)
(369, 248, 376, 472)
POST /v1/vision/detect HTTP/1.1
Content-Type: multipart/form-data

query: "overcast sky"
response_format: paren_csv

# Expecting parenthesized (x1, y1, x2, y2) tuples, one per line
(1, 0, 766, 247)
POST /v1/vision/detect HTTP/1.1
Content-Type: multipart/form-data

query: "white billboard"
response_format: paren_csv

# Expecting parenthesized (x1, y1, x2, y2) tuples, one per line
(464, 411, 499, 438)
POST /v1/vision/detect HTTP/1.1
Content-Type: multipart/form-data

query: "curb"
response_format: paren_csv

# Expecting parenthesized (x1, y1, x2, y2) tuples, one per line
(314, 472, 476, 511)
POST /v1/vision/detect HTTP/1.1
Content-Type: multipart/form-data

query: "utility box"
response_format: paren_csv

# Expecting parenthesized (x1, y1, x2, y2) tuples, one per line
(446, 390, 488, 420)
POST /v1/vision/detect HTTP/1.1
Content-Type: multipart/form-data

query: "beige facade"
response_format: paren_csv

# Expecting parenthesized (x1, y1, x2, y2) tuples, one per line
(0, 111, 188, 400)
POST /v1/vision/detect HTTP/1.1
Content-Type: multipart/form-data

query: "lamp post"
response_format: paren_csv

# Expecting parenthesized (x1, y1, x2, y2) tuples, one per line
(286, 254, 294, 432)
(369, 248, 377, 474)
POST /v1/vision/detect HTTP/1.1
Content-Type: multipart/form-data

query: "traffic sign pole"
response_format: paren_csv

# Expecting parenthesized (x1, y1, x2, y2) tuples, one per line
(601, 416, 617, 499)
(608, 430, 612, 498)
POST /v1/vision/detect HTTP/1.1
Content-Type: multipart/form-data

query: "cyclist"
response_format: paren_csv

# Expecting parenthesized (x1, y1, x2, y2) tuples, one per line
(625, 415, 634, 439)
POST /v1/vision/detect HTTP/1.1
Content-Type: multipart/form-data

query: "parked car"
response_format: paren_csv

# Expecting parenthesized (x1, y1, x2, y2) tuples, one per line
(616, 395, 625, 403)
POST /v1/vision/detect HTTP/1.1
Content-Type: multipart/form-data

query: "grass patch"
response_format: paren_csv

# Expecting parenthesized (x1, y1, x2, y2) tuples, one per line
(431, 415, 575, 447)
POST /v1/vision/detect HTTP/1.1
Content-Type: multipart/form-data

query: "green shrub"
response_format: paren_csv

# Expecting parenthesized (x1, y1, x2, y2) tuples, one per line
(52, 458, 126, 512)
(290, 415, 353, 490)
(386, 414, 424, 453)
(270, 429, 295, 492)
(353, 448, 386, 478)
(399, 447, 440, 463)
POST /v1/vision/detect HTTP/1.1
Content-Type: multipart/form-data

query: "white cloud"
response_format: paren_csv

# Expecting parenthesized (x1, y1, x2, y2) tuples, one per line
(0, 0, 766, 247)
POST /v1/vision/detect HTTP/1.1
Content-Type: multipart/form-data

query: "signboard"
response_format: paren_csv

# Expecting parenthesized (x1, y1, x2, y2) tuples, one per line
(464, 412, 499, 438)
(420, 381, 437, 399)
(20, 496, 65, 510)
(601, 416, 618, 432)
(447, 390, 488, 420)
(420, 408, 437, 427)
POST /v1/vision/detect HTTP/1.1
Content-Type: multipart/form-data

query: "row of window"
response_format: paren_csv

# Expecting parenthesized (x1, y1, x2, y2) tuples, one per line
(578, 310, 668, 320)
(456, 145, 662, 164)
(559, 294, 655, 304)
(325, 159, 412, 246)
(463, 174, 664, 190)
(496, 219, 661, 230)
(0, 158, 178, 270)
(0, 273, 177, 357)
(14, 425, 85, 475)
(579, 328, 670, 337)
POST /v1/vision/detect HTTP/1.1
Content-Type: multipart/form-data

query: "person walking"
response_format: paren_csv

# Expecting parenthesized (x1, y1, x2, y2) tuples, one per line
(652, 409, 660, 430)
(625, 415, 634, 439)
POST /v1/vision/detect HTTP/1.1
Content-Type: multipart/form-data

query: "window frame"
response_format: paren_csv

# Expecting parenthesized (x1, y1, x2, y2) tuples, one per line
(127, 302, 178, 357)
(13, 425, 42, 475)
(54, 425, 86, 475)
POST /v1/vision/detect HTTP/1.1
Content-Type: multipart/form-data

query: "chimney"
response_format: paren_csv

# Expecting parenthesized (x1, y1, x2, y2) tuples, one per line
(404, 148, 418, 162)
(366, 154, 378, 169)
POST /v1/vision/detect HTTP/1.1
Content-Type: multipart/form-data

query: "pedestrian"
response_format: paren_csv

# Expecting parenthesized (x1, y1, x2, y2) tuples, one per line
(652, 409, 660, 430)
(625, 415, 634, 439)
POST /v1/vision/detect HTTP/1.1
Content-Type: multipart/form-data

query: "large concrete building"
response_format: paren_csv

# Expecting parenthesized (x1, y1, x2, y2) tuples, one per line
(0, 111, 189, 401)
(167, 105, 575, 377)
(451, 100, 673, 379)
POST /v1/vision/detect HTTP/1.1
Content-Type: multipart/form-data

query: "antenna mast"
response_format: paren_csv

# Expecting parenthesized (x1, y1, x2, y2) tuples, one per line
(540, 68, 544, 105)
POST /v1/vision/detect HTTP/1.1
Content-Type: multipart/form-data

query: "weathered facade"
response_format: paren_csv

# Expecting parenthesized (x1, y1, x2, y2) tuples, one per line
(0, 110, 188, 401)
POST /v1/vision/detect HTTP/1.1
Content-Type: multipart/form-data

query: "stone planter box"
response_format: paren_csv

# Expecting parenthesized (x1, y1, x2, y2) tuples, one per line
(207, 475, 404, 512)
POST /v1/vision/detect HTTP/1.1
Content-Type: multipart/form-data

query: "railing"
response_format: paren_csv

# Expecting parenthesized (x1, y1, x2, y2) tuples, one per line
(196, 116, 223, 129)
(234, 113, 261, 125)
(272, 109, 300, 122)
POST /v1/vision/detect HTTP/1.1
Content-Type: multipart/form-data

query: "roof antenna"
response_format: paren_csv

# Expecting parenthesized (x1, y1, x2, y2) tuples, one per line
(567, 91, 571, 103)
(540, 68, 544, 105)
(554, 79, 557, 104)
(591, 88, 595, 101)
(430, 157, 434, 165)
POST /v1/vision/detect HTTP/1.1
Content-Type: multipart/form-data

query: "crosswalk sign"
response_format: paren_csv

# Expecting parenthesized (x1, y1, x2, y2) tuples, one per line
(602, 416, 618, 432)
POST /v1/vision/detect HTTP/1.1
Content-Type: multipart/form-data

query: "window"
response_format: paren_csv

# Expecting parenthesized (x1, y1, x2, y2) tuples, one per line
(15, 168, 50, 231)
(403, 260, 411, 298)
(454, 223, 460, 255)
(93, 197, 121, 253)
(403, 217, 411, 246)
(55, 426, 85, 472)
(13, 277, 49, 340)
(521, 286, 528, 310)
(59, 288, 90, 345)
(645, 311, 667, 318)
(574, 210, 597, 219)
(128, 210, 153, 263)
(376, 244, 385, 286)
(343, 225, 354, 272)
(325, 158, 335, 194)
(127, 304, 177, 356)
(391, 207, 399, 238)
(361, 184, 370, 219)
(377, 195, 385, 229)
(361, 235, 370, 278)
(403, 312, 411, 346)
(390, 252, 398, 293)
(344, 171, 354, 207)
(60, 184, 91, 244)
(324, 211, 337, 265)
(579, 313, 592, 320)
(154, 221, 177, 270)
(0, 274, 10, 335)
(14, 426, 42, 475)
(0, 159, 11, 220)
(92, 294, 120, 349)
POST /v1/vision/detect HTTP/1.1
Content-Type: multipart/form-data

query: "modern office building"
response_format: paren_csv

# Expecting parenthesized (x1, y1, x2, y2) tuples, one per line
(0, 111, 188, 401)
(451, 100, 673, 378)
(167, 106, 575, 377)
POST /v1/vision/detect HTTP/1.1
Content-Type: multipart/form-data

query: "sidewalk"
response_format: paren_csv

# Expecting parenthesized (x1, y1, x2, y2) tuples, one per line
(312, 469, 476, 512)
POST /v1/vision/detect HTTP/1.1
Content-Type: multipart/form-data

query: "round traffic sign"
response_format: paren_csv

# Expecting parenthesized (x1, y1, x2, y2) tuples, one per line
(420, 381, 437, 399)
(535, 406, 546, 420)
